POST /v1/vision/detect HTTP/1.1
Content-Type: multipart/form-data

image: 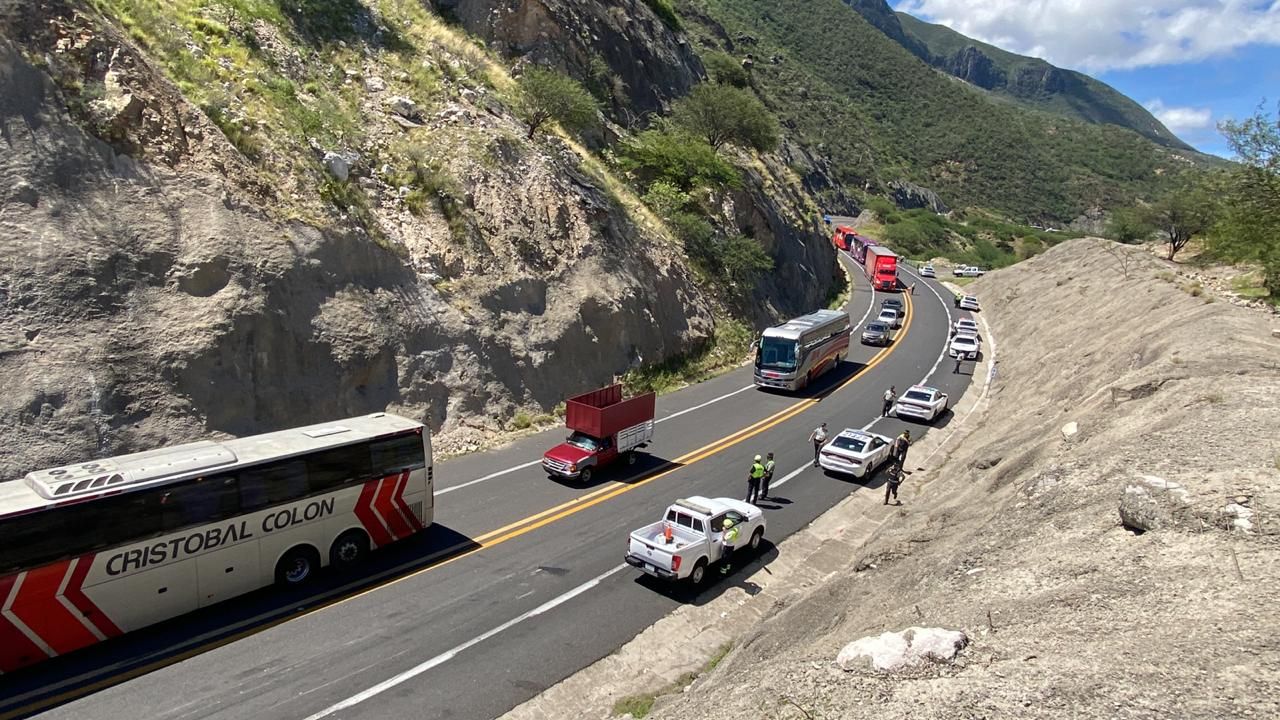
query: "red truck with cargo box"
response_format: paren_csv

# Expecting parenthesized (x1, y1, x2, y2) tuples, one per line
(542, 384, 656, 483)
(864, 245, 899, 291)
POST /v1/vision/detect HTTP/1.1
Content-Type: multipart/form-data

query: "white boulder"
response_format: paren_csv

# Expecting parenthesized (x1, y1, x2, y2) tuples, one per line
(1119, 475, 1189, 532)
(836, 627, 968, 672)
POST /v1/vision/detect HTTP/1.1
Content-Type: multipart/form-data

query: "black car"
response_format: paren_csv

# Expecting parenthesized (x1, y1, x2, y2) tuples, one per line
(880, 297, 904, 313)
(860, 322, 892, 346)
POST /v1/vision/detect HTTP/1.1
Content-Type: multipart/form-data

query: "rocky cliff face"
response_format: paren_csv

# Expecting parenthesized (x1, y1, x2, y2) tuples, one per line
(434, 0, 703, 122)
(0, 1, 724, 476)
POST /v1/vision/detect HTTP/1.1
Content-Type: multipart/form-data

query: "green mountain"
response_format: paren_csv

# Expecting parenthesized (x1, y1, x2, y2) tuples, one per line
(893, 11, 1193, 151)
(681, 0, 1205, 223)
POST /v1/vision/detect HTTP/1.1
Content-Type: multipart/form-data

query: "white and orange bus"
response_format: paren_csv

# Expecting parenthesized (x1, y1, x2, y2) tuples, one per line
(0, 413, 433, 673)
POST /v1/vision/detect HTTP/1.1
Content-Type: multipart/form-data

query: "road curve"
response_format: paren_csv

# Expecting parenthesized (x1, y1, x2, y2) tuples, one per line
(1, 249, 978, 720)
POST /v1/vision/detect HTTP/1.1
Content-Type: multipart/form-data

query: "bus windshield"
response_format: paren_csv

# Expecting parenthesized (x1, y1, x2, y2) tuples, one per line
(757, 337, 798, 370)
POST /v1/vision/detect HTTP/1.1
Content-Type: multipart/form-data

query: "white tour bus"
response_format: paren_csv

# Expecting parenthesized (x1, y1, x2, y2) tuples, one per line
(753, 309, 852, 391)
(0, 413, 432, 673)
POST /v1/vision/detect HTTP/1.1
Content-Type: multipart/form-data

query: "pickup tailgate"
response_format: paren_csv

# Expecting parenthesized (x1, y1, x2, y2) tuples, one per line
(628, 529, 678, 573)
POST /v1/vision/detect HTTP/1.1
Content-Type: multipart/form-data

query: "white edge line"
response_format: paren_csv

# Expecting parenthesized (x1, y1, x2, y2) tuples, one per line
(302, 564, 629, 720)
(918, 311, 998, 467)
(656, 384, 755, 425)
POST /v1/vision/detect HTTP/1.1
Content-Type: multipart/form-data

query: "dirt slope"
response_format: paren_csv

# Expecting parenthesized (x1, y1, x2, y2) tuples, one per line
(636, 238, 1280, 719)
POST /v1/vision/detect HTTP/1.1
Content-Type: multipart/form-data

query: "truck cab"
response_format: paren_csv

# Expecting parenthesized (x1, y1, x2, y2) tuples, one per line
(543, 385, 655, 483)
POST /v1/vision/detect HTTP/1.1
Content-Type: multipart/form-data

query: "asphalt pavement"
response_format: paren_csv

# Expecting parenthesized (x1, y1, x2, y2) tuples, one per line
(0, 248, 978, 720)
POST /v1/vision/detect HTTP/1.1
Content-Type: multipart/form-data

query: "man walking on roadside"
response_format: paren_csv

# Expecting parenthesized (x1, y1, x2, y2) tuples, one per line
(760, 452, 776, 500)
(882, 386, 897, 417)
(891, 429, 912, 469)
(808, 423, 829, 467)
(884, 460, 902, 505)
(747, 455, 765, 504)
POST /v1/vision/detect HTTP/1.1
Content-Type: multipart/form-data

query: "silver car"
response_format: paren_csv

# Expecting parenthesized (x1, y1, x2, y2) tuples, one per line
(876, 307, 901, 329)
(860, 322, 892, 346)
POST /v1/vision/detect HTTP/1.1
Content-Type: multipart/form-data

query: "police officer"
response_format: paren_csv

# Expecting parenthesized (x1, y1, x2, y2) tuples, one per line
(760, 452, 776, 500)
(720, 518, 741, 575)
(808, 422, 829, 467)
(747, 455, 765, 504)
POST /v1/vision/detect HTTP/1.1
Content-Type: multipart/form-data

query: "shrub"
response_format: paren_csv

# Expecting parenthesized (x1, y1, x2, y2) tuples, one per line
(617, 129, 740, 191)
(671, 83, 779, 152)
(514, 67, 599, 138)
(702, 51, 750, 88)
(512, 411, 532, 430)
(720, 234, 773, 288)
(643, 0, 682, 31)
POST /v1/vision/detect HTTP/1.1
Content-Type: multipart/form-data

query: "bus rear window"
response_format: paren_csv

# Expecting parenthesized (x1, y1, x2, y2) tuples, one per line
(371, 433, 427, 474)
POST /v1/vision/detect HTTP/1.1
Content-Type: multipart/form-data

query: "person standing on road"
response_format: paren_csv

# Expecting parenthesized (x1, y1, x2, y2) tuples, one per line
(891, 430, 912, 468)
(954, 354, 964, 374)
(720, 518, 741, 575)
(909, 282, 916, 296)
(747, 455, 765, 504)
(760, 452, 776, 500)
(882, 386, 897, 417)
(808, 423, 829, 467)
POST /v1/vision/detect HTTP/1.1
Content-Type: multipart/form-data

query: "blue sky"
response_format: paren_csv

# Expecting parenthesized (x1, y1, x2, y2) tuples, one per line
(893, 0, 1280, 157)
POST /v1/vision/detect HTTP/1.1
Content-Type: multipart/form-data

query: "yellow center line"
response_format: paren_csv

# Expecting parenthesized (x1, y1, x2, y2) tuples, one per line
(6, 272, 916, 720)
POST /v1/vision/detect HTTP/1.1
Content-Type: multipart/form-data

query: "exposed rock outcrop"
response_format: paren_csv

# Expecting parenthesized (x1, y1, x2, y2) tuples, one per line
(889, 180, 949, 214)
(435, 0, 703, 121)
(0, 11, 713, 475)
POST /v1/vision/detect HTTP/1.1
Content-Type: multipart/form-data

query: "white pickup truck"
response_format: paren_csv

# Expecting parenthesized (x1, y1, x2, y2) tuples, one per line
(625, 497, 766, 585)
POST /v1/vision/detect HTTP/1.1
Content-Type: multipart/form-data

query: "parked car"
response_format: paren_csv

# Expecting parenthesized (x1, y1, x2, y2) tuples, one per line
(948, 334, 980, 360)
(953, 265, 987, 278)
(920, 265, 936, 278)
(893, 385, 949, 422)
(959, 295, 981, 311)
(818, 429, 894, 479)
(953, 318, 980, 336)
(626, 497, 766, 585)
(876, 307, 901, 329)
(860, 322, 893, 346)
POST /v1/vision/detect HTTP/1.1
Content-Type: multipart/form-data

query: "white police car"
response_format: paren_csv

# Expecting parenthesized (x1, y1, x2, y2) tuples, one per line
(818, 429, 894, 479)
(892, 385, 949, 422)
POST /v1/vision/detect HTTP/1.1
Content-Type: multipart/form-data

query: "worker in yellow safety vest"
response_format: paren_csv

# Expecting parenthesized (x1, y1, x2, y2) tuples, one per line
(747, 455, 765, 505)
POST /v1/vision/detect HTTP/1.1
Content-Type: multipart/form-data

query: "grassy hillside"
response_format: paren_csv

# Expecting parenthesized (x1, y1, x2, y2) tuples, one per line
(681, 0, 1201, 223)
(896, 12, 1192, 151)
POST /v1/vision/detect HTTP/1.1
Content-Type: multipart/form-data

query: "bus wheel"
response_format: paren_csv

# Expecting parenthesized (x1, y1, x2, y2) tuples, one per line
(276, 546, 320, 587)
(330, 530, 370, 571)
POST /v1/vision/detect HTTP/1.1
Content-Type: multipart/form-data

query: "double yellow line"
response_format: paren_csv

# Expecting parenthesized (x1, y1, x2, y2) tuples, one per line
(5, 286, 914, 720)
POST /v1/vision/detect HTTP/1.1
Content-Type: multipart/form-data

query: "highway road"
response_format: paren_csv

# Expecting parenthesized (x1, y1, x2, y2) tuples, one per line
(0, 245, 981, 720)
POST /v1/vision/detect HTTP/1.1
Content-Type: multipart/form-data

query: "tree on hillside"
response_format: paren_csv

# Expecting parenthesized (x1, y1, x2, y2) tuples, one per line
(1142, 183, 1217, 261)
(1210, 103, 1280, 296)
(514, 67, 599, 139)
(1105, 207, 1157, 244)
(671, 83, 779, 152)
(702, 51, 750, 88)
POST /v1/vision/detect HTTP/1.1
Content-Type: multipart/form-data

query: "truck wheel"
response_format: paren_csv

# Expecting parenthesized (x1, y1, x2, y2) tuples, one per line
(749, 527, 764, 552)
(579, 467, 593, 483)
(689, 559, 708, 586)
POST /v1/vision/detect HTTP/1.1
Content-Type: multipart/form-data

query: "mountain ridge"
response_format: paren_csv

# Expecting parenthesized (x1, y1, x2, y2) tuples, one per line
(835, 1, 1194, 151)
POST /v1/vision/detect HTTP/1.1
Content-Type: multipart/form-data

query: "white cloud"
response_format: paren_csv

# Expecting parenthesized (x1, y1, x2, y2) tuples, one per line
(899, 0, 1280, 72)
(1144, 99, 1214, 134)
